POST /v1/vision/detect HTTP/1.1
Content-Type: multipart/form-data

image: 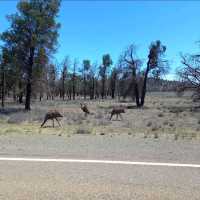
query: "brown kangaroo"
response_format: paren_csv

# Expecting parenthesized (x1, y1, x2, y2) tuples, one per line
(110, 107, 125, 120)
(41, 110, 63, 128)
(80, 103, 90, 116)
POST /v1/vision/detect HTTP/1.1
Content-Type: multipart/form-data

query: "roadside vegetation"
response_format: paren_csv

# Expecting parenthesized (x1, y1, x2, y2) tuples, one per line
(0, 92, 199, 141)
(0, 0, 200, 140)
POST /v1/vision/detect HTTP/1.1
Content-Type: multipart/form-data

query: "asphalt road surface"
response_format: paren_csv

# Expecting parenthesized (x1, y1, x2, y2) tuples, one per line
(0, 134, 200, 200)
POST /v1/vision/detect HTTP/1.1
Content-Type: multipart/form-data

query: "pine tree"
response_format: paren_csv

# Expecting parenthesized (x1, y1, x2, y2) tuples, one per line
(1, 0, 61, 110)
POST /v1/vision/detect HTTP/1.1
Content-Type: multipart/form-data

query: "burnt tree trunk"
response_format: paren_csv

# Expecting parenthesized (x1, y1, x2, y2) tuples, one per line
(62, 74, 65, 100)
(39, 90, 43, 101)
(72, 70, 76, 100)
(140, 61, 150, 107)
(25, 47, 34, 110)
(90, 77, 95, 100)
(134, 83, 140, 107)
(101, 76, 105, 99)
(111, 86, 115, 99)
(111, 75, 117, 99)
(13, 86, 17, 102)
(72, 82, 75, 100)
(1, 64, 5, 108)
(83, 75, 86, 100)
(19, 94, 23, 104)
(69, 88, 72, 100)
(131, 68, 141, 107)
(18, 80, 23, 104)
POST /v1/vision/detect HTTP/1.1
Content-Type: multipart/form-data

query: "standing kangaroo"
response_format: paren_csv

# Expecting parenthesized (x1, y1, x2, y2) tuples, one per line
(110, 107, 125, 120)
(41, 110, 63, 128)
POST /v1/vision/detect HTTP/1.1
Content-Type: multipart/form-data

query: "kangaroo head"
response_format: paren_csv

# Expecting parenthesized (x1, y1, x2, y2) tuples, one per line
(57, 112, 63, 117)
(81, 103, 87, 108)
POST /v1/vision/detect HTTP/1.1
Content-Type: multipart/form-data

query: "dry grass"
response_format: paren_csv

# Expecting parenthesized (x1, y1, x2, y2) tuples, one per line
(0, 92, 200, 140)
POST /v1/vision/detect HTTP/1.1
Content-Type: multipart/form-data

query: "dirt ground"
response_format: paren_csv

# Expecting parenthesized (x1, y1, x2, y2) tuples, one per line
(0, 92, 200, 140)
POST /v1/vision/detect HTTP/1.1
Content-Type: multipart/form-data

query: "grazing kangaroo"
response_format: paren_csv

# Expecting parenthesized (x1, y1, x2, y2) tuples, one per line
(110, 107, 125, 120)
(80, 103, 90, 117)
(41, 110, 63, 128)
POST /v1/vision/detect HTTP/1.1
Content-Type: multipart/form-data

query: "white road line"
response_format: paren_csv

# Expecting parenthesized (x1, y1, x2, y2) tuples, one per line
(0, 157, 200, 168)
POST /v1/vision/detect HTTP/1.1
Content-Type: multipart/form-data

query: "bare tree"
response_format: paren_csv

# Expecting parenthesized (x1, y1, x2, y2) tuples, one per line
(177, 52, 200, 101)
(72, 59, 78, 100)
(119, 44, 142, 106)
(120, 41, 168, 107)
(61, 56, 70, 100)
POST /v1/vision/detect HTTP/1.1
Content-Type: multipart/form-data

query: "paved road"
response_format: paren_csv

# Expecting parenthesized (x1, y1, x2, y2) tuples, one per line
(0, 134, 200, 199)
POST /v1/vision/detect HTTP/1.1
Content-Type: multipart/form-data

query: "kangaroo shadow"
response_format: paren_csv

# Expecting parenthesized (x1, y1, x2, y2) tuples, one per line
(40, 125, 56, 128)
(0, 107, 25, 115)
(126, 105, 149, 110)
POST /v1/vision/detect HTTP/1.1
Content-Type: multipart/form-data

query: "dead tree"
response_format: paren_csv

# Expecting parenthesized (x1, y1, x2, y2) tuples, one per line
(177, 53, 200, 101)
(120, 41, 168, 107)
(119, 44, 142, 106)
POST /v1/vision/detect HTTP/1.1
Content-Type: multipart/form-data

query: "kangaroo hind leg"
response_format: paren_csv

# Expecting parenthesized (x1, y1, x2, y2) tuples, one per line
(52, 119, 55, 127)
(110, 113, 113, 120)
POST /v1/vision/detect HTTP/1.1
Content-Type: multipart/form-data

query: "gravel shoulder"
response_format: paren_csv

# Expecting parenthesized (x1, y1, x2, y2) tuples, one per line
(0, 134, 200, 163)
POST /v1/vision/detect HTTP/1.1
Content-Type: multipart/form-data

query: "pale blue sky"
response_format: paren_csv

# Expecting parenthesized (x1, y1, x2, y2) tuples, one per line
(1, 0, 200, 80)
